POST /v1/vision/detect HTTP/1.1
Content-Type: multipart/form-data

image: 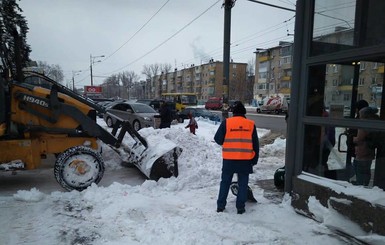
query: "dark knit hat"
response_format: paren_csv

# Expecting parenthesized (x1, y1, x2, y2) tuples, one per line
(356, 100, 369, 111)
(232, 101, 246, 115)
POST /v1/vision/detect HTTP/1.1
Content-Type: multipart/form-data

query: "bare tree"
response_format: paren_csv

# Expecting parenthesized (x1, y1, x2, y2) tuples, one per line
(101, 74, 120, 98)
(37, 61, 64, 83)
(142, 63, 161, 98)
(120, 71, 139, 100)
(160, 63, 172, 74)
(149, 63, 160, 77)
(247, 58, 255, 76)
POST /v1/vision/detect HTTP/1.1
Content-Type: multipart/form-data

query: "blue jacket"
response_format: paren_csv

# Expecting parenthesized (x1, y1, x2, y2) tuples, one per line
(214, 115, 260, 174)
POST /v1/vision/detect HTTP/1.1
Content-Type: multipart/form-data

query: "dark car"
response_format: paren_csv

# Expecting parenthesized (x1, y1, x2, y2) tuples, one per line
(177, 107, 221, 123)
(228, 100, 237, 112)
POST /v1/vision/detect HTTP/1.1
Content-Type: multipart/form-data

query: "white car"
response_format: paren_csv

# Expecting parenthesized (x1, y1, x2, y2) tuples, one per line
(103, 102, 159, 131)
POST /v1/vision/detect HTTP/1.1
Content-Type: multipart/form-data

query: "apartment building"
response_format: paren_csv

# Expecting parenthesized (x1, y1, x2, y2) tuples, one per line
(146, 60, 248, 103)
(254, 41, 293, 102)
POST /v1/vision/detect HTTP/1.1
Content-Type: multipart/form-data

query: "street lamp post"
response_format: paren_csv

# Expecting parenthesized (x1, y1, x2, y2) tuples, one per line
(90, 54, 105, 86)
(72, 70, 82, 91)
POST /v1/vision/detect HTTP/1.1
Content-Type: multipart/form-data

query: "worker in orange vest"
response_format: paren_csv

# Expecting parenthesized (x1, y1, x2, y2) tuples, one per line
(214, 101, 259, 214)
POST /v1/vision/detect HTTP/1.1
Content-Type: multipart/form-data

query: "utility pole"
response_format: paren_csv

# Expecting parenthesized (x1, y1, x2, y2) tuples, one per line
(72, 70, 82, 92)
(90, 54, 105, 86)
(222, 0, 235, 119)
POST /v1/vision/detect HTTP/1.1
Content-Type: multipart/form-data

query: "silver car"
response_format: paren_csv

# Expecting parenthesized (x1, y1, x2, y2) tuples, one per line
(103, 102, 159, 131)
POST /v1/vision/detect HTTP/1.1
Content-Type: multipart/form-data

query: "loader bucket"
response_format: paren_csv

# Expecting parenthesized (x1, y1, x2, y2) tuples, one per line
(118, 138, 182, 180)
(109, 113, 182, 180)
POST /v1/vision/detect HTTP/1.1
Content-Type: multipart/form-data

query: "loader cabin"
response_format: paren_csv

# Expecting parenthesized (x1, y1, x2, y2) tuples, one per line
(286, 0, 385, 237)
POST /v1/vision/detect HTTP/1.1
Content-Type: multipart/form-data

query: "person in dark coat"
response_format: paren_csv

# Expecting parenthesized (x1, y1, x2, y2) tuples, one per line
(159, 101, 172, 129)
(214, 101, 259, 214)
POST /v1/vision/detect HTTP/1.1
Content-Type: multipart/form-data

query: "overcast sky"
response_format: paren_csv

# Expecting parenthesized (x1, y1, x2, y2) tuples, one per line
(18, 0, 295, 88)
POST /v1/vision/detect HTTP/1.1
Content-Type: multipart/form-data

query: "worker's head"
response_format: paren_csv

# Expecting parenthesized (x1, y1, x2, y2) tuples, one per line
(359, 107, 379, 119)
(355, 100, 369, 112)
(232, 101, 246, 116)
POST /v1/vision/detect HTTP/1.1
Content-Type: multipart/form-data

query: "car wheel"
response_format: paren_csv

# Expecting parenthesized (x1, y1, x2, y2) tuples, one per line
(133, 120, 141, 131)
(106, 116, 114, 127)
(257, 108, 261, 113)
(178, 117, 184, 123)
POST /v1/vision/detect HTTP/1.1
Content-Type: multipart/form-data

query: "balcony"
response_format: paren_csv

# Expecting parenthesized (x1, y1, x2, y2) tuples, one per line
(339, 85, 352, 91)
(281, 63, 292, 70)
(281, 76, 291, 81)
(378, 66, 384, 74)
(258, 56, 269, 62)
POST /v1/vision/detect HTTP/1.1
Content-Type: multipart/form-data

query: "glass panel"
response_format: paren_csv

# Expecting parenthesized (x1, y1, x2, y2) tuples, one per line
(312, 0, 356, 55)
(311, 0, 385, 56)
(303, 124, 385, 189)
(307, 62, 384, 117)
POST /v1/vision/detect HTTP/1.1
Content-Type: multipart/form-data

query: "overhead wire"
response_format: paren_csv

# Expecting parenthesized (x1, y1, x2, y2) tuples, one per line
(102, 0, 171, 62)
(76, 0, 298, 84)
(74, 0, 171, 85)
(104, 0, 222, 75)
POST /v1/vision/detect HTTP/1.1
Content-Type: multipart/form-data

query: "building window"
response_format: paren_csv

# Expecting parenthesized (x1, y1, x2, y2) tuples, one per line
(359, 77, 365, 86)
(259, 72, 267, 79)
(360, 62, 366, 71)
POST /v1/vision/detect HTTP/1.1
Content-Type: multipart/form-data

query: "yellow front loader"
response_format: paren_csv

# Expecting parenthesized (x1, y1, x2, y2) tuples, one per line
(0, 71, 182, 191)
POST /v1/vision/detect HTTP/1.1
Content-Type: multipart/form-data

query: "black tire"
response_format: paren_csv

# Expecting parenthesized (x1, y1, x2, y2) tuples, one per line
(106, 116, 114, 128)
(178, 117, 184, 123)
(133, 120, 141, 131)
(54, 146, 105, 191)
(257, 109, 261, 113)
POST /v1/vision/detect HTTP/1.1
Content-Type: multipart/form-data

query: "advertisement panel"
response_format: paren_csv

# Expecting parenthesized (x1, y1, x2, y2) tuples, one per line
(84, 86, 102, 94)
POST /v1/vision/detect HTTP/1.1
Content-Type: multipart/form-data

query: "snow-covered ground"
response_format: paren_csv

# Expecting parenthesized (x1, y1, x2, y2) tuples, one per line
(0, 117, 383, 244)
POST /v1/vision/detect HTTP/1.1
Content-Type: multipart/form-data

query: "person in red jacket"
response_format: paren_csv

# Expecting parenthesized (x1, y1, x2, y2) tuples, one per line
(185, 112, 198, 135)
(214, 101, 259, 214)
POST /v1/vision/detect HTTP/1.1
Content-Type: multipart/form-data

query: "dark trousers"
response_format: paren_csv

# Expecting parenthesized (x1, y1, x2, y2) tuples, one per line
(159, 122, 171, 128)
(217, 171, 249, 210)
(353, 159, 372, 186)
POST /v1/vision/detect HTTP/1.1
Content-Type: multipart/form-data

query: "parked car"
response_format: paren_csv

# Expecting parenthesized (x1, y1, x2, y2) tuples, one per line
(228, 100, 237, 112)
(136, 99, 163, 111)
(103, 101, 159, 130)
(205, 97, 223, 110)
(136, 99, 177, 120)
(96, 100, 114, 118)
(177, 107, 221, 123)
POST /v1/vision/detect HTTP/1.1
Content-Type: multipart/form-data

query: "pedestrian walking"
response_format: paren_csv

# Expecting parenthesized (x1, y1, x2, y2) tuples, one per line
(159, 101, 172, 129)
(214, 101, 259, 214)
(185, 112, 198, 135)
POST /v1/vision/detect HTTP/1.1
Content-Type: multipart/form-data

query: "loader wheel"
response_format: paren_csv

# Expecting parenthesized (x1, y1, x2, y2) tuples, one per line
(54, 146, 105, 191)
(106, 116, 114, 128)
(133, 120, 141, 131)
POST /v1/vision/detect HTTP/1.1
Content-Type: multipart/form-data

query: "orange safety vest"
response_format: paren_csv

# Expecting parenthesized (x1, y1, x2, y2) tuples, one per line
(222, 117, 256, 160)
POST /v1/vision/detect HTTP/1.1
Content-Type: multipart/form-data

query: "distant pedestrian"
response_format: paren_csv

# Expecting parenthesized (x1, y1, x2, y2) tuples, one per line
(214, 101, 259, 214)
(353, 107, 379, 186)
(185, 112, 198, 135)
(159, 101, 172, 129)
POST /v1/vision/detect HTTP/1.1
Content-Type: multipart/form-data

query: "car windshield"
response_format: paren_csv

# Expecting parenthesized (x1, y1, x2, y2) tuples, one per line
(136, 100, 151, 105)
(130, 103, 157, 113)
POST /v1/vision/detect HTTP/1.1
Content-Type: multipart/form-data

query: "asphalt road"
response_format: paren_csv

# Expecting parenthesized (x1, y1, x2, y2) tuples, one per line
(213, 108, 288, 136)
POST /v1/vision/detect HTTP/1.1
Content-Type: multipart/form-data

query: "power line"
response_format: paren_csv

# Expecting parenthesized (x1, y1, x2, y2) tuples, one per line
(104, 0, 222, 75)
(102, 0, 171, 62)
(246, 0, 295, 12)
